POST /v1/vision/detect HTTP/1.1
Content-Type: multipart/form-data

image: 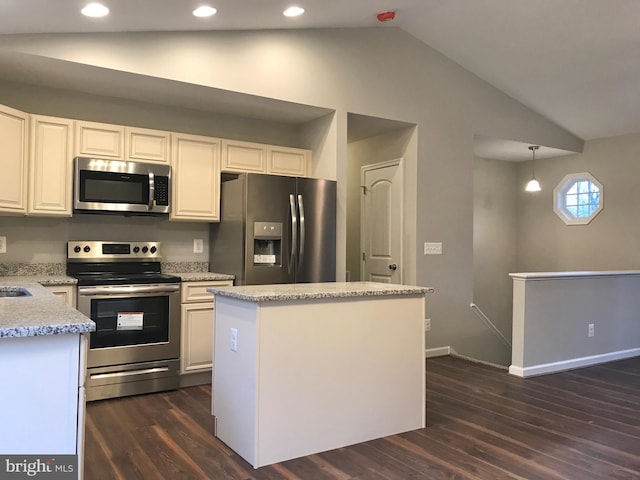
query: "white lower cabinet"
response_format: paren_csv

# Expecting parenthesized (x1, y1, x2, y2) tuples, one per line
(45, 285, 77, 308)
(180, 280, 233, 374)
(0, 333, 87, 463)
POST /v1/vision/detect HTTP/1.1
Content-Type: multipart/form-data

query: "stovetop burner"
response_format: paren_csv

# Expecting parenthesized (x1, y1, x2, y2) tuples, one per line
(66, 241, 180, 286)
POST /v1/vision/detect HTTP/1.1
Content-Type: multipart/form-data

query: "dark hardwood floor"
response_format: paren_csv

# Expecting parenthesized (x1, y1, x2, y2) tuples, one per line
(84, 356, 640, 479)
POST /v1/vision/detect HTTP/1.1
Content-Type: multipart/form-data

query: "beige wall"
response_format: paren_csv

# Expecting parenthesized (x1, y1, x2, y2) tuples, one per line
(0, 27, 583, 364)
(473, 157, 519, 365)
(518, 132, 640, 272)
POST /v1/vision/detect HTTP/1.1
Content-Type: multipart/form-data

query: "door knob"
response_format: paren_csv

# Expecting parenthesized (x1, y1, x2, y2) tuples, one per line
(388, 264, 397, 271)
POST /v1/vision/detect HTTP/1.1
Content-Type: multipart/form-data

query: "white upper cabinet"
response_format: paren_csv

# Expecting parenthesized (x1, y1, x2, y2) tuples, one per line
(267, 145, 310, 177)
(75, 121, 171, 164)
(0, 104, 29, 215)
(221, 139, 267, 173)
(170, 133, 221, 222)
(75, 120, 125, 159)
(29, 115, 74, 216)
(221, 139, 311, 177)
(126, 127, 171, 164)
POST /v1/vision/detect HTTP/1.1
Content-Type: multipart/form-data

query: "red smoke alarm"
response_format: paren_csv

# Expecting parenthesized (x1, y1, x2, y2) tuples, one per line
(377, 11, 396, 22)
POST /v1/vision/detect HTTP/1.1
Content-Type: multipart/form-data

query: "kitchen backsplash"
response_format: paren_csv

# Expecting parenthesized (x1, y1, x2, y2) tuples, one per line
(0, 215, 210, 264)
(0, 261, 211, 277)
(0, 263, 66, 276)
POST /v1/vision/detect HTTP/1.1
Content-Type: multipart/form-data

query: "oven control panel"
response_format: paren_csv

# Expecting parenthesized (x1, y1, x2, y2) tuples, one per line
(67, 241, 161, 261)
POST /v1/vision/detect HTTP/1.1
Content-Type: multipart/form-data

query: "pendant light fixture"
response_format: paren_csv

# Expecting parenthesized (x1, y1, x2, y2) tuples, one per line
(525, 145, 542, 192)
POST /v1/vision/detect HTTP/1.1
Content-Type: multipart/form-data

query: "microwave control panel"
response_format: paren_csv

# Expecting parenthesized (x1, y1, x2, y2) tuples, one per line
(154, 177, 169, 206)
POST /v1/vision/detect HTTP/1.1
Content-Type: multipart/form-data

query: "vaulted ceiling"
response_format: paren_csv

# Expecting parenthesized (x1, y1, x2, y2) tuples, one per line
(2, 0, 638, 157)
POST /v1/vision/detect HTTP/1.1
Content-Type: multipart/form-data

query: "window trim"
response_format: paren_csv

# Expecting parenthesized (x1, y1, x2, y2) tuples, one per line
(553, 172, 603, 225)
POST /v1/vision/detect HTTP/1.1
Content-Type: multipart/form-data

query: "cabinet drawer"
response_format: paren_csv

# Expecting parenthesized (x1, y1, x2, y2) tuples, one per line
(181, 280, 233, 303)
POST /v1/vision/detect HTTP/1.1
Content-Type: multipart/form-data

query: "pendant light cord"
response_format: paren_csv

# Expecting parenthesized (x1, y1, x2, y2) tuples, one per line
(529, 145, 539, 177)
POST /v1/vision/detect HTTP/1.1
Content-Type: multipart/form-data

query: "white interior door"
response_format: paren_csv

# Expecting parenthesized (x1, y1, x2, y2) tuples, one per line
(361, 159, 403, 284)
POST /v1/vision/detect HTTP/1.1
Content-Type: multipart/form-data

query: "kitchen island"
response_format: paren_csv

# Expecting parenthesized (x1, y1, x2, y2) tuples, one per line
(0, 280, 94, 477)
(207, 281, 427, 468)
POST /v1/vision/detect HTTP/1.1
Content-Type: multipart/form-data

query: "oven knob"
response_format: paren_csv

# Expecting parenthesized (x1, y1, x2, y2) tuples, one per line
(83, 245, 91, 253)
(150, 246, 157, 254)
(73, 246, 81, 253)
(133, 246, 140, 253)
(142, 246, 149, 253)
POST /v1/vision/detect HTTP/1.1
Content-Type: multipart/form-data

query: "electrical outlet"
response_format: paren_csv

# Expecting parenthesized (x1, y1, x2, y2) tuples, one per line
(424, 242, 442, 255)
(588, 323, 595, 337)
(193, 238, 203, 254)
(230, 327, 238, 352)
(0, 236, 5, 254)
(425, 318, 431, 332)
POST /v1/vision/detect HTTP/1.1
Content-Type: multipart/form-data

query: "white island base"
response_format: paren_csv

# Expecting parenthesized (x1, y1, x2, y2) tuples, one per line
(209, 282, 427, 468)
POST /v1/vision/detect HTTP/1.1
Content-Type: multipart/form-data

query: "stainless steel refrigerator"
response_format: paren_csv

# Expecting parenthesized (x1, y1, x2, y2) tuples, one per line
(210, 173, 336, 285)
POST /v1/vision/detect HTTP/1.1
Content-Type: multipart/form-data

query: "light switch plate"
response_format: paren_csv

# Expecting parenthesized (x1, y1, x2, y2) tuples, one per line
(424, 242, 442, 255)
(0, 236, 6, 254)
(193, 238, 203, 254)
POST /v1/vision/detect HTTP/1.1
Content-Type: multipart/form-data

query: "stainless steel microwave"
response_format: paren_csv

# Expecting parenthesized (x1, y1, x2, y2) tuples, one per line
(74, 157, 171, 215)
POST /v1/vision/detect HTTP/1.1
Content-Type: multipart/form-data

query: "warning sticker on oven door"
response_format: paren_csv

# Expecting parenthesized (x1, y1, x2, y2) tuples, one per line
(117, 312, 144, 330)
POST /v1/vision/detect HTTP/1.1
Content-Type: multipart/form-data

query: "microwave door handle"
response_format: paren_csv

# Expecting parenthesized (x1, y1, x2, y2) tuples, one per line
(148, 171, 155, 210)
(289, 194, 297, 275)
(297, 194, 305, 271)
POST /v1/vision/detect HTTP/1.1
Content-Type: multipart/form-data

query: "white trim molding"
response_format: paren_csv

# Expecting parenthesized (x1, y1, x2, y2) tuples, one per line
(425, 346, 450, 358)
(509, 348, 640, 378)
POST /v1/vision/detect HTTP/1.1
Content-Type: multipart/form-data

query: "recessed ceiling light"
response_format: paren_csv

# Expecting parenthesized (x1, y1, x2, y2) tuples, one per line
(193, 5, 217, 17)
(283, 6, 305, 17)
(81, 3, 109, 18)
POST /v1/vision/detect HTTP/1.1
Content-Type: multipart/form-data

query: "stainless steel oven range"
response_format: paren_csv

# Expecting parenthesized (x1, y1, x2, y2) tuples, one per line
(67, 241, 181, 401)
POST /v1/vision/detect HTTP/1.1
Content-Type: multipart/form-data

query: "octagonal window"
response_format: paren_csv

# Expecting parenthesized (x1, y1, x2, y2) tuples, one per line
(553, 172, 603, 225)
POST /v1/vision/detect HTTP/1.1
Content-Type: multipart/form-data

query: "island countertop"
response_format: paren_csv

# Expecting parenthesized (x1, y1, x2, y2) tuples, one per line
(207, 281, 429, 302)
(0, 280, 95, 338)
(510, 270, 640, 280)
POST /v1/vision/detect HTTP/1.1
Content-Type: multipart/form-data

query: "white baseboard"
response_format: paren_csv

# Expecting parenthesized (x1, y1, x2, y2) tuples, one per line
(509, 347, 640, 378)
(425, 346, 450, 358)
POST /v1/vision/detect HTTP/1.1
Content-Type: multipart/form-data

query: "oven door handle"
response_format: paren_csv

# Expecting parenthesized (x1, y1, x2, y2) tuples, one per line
(78, 284, 180, 296)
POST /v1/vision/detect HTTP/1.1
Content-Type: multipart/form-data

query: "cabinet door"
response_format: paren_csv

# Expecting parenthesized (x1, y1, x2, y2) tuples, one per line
(75, 120, 125, 159)
(29, 115, 74, 216)
(126, 127, 171, 164)
(0, 104, 28, 214)
(221, 139, 267, 173)
(267, 146, 310, 177)
(170, 133, 221, 222)
(181, 303, 215, 374)
(0, 334, 80, 454)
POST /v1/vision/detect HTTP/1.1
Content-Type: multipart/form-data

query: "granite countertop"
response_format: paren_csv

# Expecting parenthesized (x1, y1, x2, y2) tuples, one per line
(2, 275, 78, 286)
(207, 281, 429, 302)
(0, 280, 95, 338)
(175, 272, 235, 282)
(510, 270, 640, 280)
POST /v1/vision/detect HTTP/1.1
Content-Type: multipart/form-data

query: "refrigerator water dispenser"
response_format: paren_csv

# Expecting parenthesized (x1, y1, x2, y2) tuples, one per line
(253, 222, 282, 266)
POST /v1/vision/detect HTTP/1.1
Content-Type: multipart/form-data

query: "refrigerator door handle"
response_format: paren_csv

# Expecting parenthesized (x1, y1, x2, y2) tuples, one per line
(289, 194, 297, 274)
(298, 194, 305, 270)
